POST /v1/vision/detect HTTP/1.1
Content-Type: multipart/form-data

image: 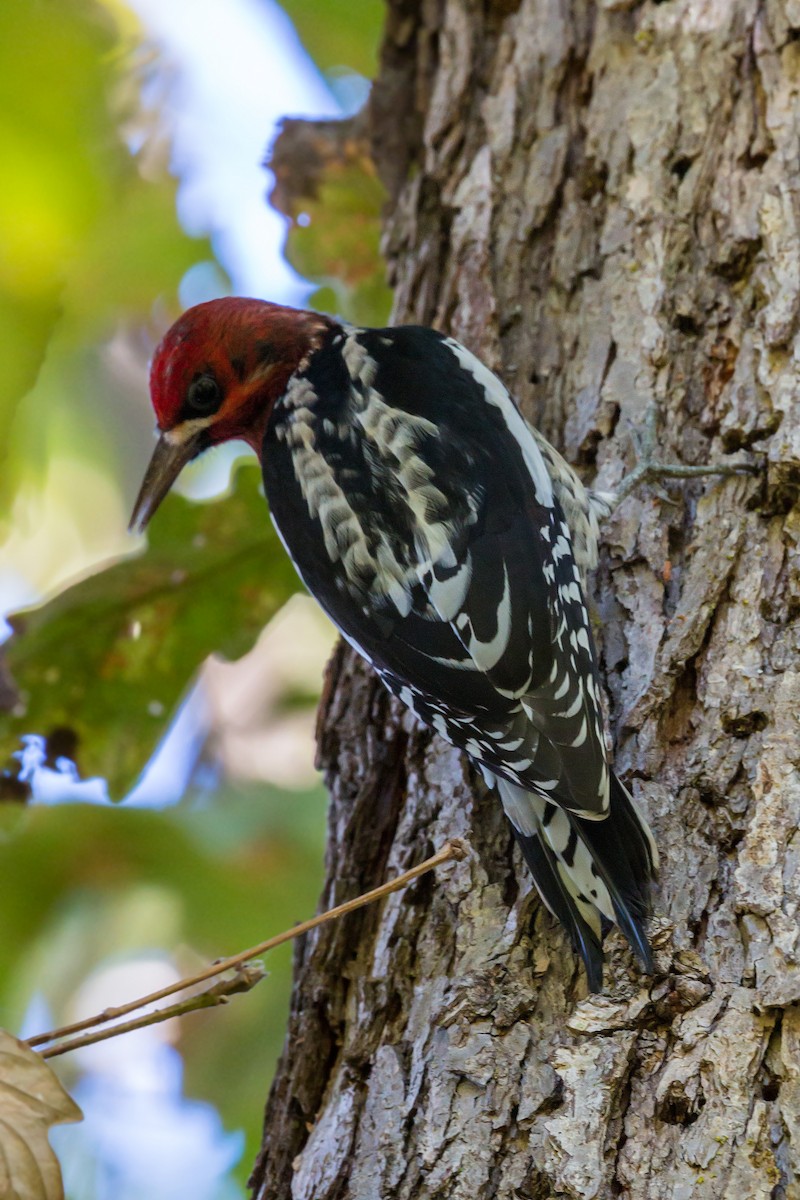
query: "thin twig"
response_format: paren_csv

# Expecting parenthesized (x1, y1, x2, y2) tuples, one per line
(40, 965, 266, 1059)
(28, 839, 467, 1054)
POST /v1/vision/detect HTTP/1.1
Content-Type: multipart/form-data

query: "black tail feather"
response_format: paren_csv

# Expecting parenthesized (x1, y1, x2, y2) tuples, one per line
(569, 772, 657, 974)
(514, 826, 605, 992)
(504, 771, 657, 990)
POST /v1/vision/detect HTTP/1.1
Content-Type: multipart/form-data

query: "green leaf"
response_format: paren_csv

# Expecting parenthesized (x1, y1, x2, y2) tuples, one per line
(0, 788, 327, 1191)
(0, 0, 114, 459)
(1, 463, 300, 798)
(291, 158, 392, 326)
(279, 0, 384, 77)
(0, 0, 216, 525)
(0, 790, 327, 1000)
(272, 120, 392, 327)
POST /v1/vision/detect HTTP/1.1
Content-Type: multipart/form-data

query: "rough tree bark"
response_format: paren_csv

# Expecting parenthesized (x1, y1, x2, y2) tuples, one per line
(250, 2, 800, 1197)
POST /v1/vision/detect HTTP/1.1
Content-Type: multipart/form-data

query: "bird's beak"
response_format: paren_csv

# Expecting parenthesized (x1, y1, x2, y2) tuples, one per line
(129, 430, 202, 533)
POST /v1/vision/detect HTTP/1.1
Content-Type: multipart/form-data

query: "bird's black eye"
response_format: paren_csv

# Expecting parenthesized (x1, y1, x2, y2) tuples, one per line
(187, 374, 222, 414)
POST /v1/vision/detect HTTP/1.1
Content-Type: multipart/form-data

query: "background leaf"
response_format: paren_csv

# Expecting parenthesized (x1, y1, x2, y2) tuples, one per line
(279, 0, 384, 77)
(0, 0, 112, 459)
(0, 788, 327, 1185)
(270, 117, 392, 326)
(0, 0, 208, 525)
(1, 463, 299, 798)
(0, 0, 389, 1191)
(0, 1029, 82, 1200)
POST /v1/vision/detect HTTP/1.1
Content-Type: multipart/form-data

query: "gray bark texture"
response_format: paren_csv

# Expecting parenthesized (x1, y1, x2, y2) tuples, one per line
(250, 2, 800, 1197)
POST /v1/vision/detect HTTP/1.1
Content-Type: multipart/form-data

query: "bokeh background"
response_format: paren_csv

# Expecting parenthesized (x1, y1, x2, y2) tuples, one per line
(0, 1, 390, 1195)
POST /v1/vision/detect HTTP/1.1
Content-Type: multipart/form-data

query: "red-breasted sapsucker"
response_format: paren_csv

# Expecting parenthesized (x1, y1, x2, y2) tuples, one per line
(131, 298, 660, 990)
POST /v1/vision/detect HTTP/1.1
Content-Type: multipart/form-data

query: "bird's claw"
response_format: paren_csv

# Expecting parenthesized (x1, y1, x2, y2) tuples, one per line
(613, 405, 758, 506)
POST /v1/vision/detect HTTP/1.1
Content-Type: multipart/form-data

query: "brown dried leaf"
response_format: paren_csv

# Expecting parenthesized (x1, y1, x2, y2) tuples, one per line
(0, 1030, 82, 1200)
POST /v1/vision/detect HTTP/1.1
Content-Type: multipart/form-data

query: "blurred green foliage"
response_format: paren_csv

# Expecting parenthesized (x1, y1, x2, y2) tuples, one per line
(2, 0, 391, 787)
(270, 116, 392, 327)
(0, 0, 205, 524)
(1, 784, 329, 1184)
(2, 463, 298, 798)
(0, 0, 112, 454)
(287, 150, 392, 326)
(0, 0, 388, 1193)
(281, 0, 384, 77)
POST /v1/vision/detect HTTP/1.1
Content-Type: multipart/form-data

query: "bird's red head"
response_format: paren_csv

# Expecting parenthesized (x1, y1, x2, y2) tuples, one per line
(130, 297, 332, 532)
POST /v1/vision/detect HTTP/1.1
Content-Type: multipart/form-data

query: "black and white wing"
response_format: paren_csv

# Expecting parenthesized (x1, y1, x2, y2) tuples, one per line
(266, 323, 610, 816)
(264, 321, 656, 988)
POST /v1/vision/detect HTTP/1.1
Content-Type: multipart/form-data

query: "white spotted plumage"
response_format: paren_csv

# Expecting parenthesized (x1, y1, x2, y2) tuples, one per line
(264, 319, 658, 990)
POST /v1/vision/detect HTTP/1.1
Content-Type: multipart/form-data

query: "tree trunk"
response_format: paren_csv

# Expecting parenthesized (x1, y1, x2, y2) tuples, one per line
(250, 2, 800, 1196)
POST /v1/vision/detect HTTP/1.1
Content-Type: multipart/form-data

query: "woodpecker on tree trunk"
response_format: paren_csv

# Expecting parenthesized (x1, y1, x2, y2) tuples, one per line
(130, 296, 670, 990)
